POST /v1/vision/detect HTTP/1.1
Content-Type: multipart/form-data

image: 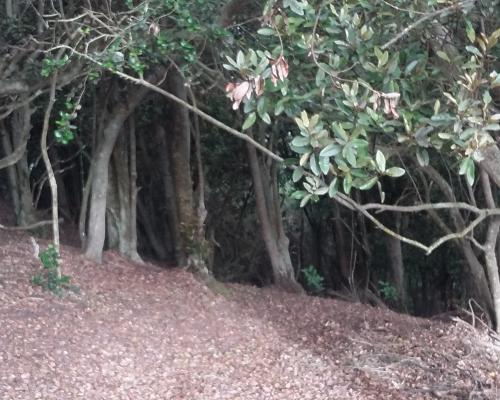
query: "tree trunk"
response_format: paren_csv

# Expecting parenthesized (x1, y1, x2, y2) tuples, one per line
(423, 166, 494, 318)
(156, 123, 182, 262)
(484, 219, 500, 332)
(166, 69, 208, 276)
(84, 84, 148, 263)
(4, 105, 38, 226)
(480, 167, 500, 330)
(384, 214, 407, 308)
(333, 202, 350, 284)
(40, 75, 61, 277)
(246, 137, 302, 292)
(106, 118, 142, 262)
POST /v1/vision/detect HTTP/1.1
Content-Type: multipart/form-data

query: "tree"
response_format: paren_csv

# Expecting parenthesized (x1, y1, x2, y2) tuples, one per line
(224, 0, 500, 328)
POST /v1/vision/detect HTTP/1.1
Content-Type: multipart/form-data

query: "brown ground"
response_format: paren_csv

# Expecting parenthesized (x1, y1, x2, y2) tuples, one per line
(1, 223, 500, 399)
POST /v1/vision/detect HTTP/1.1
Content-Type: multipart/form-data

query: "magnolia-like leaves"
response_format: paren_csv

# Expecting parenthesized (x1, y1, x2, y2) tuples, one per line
(242, 112, 257, 130)
(271, 54, 289, 87)
(385, 167, 405, 178)
(459, 157, 475, 186)
(375, 150, 386, 172)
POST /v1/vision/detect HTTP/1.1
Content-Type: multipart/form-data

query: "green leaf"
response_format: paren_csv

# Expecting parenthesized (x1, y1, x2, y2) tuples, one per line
(319, 156, 330, 175)
(343, 174, 352, 194)
(465, 46, 482, 57)
(375, 150, 386, 172)
(483, 90, 492, 106)
(310, 154, 320, 176)
(291, 190, 307, 200)
(332, 122, 349, 141)
(257, 28, 276, 36)
(459, 157, 470, 175)
(343, 145, 357, 167)
(465, 20, 476, 43)
(300, 194, 312, 207)
(359, 176, 378, 191)
(385, 167, 405, 177)
(320, 144, 341, 157)
(315, 186, 329, 196)
(299, 152, 310, 167)
(405, 60, 419, 75)
(466, 160, 475, 186)
(374, 47, 389, 68)
(328, 178, 338, 198)
(436, 51, 451, 63)
(459, 157, 475, 186)
(260, 112, 271, 124)
(291, 136, 310, 147)
(416, 148, 429, 167)
(242, 112, 257, 130)
(236, 50, 245, 67)
(284, 0, 306, 15)
(301, 110, 310, 128)
(292, 167, 304, 182)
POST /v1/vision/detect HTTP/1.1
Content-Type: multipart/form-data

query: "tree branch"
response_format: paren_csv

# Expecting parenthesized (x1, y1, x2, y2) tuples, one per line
(47, 47, 284, 162)
(334, 192, 496, 255)
(0, 219, 63, 231)
(381, 0, 475, 50)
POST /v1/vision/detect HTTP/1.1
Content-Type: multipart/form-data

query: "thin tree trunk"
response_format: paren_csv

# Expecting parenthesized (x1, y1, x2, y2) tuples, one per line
(40, 75, 60, 277)
(484, 219, 500, 332)
(480, 168, 500, 331)
(154, 122, 178, 259)
(1, 125, 20, 214)
(128, 114, 140, 261)
(385, 233, 406, 307)
(333, 202, 350, 283)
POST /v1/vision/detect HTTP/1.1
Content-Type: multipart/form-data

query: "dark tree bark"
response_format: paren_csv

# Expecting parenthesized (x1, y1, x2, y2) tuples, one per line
(246, 133, 302, 292)
(1, 104, 38, 226)
(164, 69, 209, 276)
(423, 166, 494, 319)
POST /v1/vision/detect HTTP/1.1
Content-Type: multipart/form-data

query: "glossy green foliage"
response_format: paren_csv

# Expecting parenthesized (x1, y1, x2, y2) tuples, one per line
(225, 0, 500, 204)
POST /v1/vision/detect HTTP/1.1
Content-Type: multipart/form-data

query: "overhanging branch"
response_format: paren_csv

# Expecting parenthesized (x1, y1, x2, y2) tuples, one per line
(335, 192, 496, 255)
(47, 45, 284, 162)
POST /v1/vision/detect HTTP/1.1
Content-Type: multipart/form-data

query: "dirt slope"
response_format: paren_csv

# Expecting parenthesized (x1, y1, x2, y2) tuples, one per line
(0, 227, 499, 399)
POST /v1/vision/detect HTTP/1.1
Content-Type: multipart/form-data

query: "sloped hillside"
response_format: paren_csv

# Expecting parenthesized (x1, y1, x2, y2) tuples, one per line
(0, 225, 499, 399)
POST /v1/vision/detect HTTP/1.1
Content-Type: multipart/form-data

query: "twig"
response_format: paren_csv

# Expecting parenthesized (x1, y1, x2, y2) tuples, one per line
(0, 218, 62, 231)
(381, 0, 474, 50)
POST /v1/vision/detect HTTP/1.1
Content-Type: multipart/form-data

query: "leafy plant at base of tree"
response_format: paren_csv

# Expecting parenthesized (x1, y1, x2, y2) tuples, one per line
(32, 245, 71, 296)
(301, 265, 325, 294)
(378, 280, 399, 303)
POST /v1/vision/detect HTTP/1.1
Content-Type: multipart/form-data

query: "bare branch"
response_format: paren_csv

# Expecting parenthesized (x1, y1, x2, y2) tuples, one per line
(334, 192, 496, 255)
(381, 0, 475, 50)
(48, 45, 284, 162)
(0, 219, 62, 231)
(360, 201, 498, 215)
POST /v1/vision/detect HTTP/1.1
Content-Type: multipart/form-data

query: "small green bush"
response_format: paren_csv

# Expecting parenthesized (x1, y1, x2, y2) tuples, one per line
(32, 245, 71, 296)
(301, 265, 325, 294)
(378, 280, 399, 302)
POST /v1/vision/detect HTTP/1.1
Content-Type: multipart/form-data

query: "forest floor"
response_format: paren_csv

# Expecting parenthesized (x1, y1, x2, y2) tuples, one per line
(1, 219, 500, 398)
